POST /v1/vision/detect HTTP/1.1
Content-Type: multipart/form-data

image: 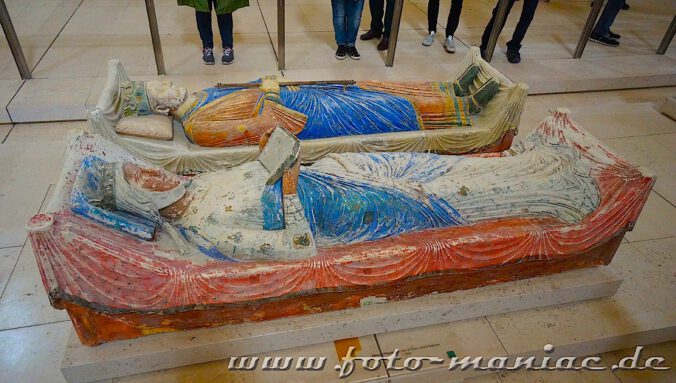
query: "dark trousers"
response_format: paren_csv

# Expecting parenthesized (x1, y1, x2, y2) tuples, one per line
(592, 0, 623, 37)
(195, 0, 234, 49)
(367, 0, 395, 37)
(480, 0, 539, 53)
(427, 0, 463, 37)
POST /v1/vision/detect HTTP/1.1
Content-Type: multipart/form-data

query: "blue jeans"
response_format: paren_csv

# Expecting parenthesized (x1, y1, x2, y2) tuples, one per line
(592, 0, 623, 37)
(332, 0, 366, 46)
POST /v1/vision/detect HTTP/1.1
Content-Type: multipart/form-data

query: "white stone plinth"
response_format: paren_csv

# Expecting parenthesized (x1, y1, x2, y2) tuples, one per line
(61, 266, 623, 383)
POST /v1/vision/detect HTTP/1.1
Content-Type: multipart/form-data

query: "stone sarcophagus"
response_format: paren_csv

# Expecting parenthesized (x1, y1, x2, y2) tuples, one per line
(87, 48, 527, 174)
(27, 110, 653, 346)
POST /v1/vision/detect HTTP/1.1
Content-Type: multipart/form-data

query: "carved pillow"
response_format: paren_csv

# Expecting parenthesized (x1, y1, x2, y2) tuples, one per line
(115, 115, 174, 141)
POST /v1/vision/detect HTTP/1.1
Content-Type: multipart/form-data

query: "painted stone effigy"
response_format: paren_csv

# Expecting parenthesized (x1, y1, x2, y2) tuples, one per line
(28, 109, 654, 346)
(129, 68, 499, 147)
(89, 48, 528, 173)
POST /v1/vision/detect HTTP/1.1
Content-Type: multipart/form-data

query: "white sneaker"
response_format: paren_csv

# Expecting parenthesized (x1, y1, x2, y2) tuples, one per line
(443, 36, 456, 53)
(422, 32, 435, 46)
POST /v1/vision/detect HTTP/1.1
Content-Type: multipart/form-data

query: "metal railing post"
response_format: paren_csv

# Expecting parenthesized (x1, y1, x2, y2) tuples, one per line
(144, 0, 166, 75)
(278, 0, 285, 71)
(385, 0, 404, 67)
(0, 0, 31, 79)
(657, 14, 676, 55)
(484, 0, 509, 62)
(573, 0, 604, 59)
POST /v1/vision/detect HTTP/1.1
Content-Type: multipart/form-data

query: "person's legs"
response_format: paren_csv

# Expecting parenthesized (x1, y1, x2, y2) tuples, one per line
(369, 0, 385, 33)
(445, 0, 463, 37)
(427, 0, 440, 33)
(383, 0, 395, 38)
(506, 0, 539, 52)
(195, 0, 214, 49)
(480, 0, 516, 51)
(346, 0, 366, 47)
(592, 0, 624, 37)
(346, 0, 365, 59)
(331, 0, 348, 46)
(216, 13, 234, 49)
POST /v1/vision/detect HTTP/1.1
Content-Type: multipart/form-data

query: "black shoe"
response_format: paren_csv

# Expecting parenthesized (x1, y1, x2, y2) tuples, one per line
(506, 49, 521, 64)
(621, 2, 629, 10)
(335, 45, 347, 60)
(222, 47, 234, 65)
(347, 46, 361, 60)
(608, 30, 621, 39)
(202, 48, 215, 65)
(377, 37, 389, 51)
(589, 33, 620, 47)
(360, 30, 382, 41)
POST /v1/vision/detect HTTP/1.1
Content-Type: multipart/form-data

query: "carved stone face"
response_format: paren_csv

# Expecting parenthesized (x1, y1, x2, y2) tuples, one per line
(122, 162, 182, 192)
(145, 80, 187, 115)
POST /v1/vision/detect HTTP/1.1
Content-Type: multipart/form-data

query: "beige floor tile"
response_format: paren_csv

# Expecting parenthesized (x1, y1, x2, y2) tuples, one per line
(463, 374, 502, 383)
(0, 321, 71, 383)
(7, 77, 93, 122)
(121, 335, 382, 383)
(603, 133, 676, 204)
(161, 33, 277, 74)
(0, 244, 70, 330)
(155, 3, 208, 35)
(491, 54, 676, 95)
(31, 36, 109, 79)
(497, 364, 620, 383)
(0, 124, 13, 142)
(96, 36, 157, 77)
(8, 3, 79, 38)
(60, 5, 128, 36)
(251, 335, 386, 382)
(486, 239, 675, 356)
(0, 81, 22, 123)
(392, 28, 471, 67)
(272, 31, 386, 71)
(601, 341, 676, 383)
(0, 247, 21, 296)
(3, 120, 84, 144)
(625, 192, 676, 243)
(0, 121, 77, 247)
(535, 87, 676, 110)
(259, 4, 335, 34)
(567, 102, 676, 140)
(113, 359, 253, 383)
(513, 98, 552, 140)
(375, 317, 507, 380)
(0, 35, 54, 80)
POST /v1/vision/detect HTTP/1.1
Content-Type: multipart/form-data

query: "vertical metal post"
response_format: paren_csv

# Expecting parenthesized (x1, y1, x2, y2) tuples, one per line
(144, 0, 165, 75)
(0, 0, 31, 79)
(573, 0, 605, 59)
(657, 14, 675, 55)
(278, 0, 285, 71)
(484, 0, 510, 62)
(385, 0, 404, 67)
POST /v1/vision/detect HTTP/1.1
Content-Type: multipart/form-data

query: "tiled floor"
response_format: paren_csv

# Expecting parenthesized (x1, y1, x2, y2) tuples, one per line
(2, 0, 676, 122)
(0, 87, 674, 382)
(0, 0, 674, 382)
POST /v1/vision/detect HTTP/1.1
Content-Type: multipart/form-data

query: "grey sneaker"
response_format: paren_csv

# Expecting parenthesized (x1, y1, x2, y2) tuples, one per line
(443, 36, 456, 53)
(202, 48, 215, 65)
(222, 47, 234, 65)
(422, 32, 435, 46)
